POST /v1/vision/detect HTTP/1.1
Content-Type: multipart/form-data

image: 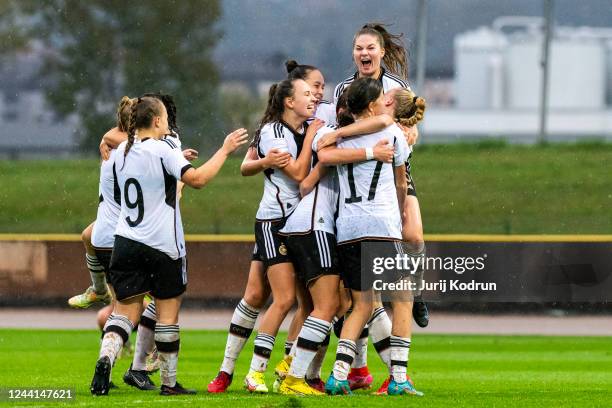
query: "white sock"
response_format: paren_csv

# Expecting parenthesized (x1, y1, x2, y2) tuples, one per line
(352, 325, 369, 368)
(289, 342, 297, 358)
(332, 339, 356, 381)
(155, 324, 180, 387)
(100, 314, 133, 365)
(369, 307, 392, 370)
(289, 316, 331, 379)
(86, 253, 107, 294)
(220, 299, 260, 374)
(250, 333, 275, 372)
(390, 336, 411, 383)
(306, 331, 329, 380)
(132, 302, 157, 371)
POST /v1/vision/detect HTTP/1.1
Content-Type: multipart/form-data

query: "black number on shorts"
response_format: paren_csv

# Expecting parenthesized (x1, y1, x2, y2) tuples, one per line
(124, 178, 144, 227)
(345, 161, 384, 203)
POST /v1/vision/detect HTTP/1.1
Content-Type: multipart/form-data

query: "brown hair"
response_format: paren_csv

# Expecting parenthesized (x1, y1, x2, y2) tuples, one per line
(123, 96, 165, 168)
(252, 79, 299, 146)
(393, 88, 426, 127)
(354, 22, 408, 79)
(116, 96, 135, 132)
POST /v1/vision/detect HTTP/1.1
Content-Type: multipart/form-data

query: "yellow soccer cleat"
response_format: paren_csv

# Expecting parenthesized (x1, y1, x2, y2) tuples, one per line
(279, 375, 325, 396)
(244, 370, 268, 393)
(274, 356, 292, 379)
(68, 286, 112, 309)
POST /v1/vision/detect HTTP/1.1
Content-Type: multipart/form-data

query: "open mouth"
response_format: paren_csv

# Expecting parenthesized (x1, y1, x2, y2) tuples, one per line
(361, 58, 372, 70)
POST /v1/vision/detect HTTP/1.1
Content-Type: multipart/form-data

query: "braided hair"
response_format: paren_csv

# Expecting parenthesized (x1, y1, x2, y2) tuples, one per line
(116, 96, 135, 132)
(393, 89, 426, 127)
(122, 96, 165, 169)
(354, 22, 409, 79)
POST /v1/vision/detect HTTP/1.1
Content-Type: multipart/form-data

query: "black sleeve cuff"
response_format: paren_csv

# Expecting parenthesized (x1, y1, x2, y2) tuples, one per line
(180, 164, 194, 177)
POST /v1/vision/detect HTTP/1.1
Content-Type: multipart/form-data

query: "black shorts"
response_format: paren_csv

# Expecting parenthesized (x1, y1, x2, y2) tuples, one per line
(286, 231, 339, 286)
(337, 240, 403, 291)
(109, 236, 187, 301)
(253, 218, 291, 267)
(94, 247, 112, 277)
(405, 157, 417, 197)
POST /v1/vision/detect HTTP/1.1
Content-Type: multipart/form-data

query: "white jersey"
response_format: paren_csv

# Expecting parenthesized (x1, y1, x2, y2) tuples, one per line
(314, 100, 337, 127)
(255, 121, 306, 221)
(91, 149, 121, 249)
(336, 124, 410, 243)
(281, 125, 339, 235)
(114, 136, 192, 260)
(333, 68, 411, 105)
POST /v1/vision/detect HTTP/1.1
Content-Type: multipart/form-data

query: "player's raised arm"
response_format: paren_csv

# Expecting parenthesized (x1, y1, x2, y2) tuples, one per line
(181, 128, 248, 189)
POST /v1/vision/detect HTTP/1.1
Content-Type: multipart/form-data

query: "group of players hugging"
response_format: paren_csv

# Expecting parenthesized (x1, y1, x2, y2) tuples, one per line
(68, 23, 429, 397)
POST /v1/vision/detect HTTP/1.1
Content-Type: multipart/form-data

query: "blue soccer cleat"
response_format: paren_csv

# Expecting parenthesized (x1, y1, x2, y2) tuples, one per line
(325, 374, 352, 395)
(387, 377, 424, 396)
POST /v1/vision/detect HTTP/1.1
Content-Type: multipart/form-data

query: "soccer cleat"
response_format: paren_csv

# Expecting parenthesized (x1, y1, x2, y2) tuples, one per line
(146, 347, 160, 373)
(306, 377, 325, 393)
(373, 376, 391, 395)
(279, 375, 325, 395)
(348, 366, 373, 390)
(412, 296, 429, 328)
(123, 366, 157, 391)
(207, 371, 233, 393)
(160, 382, 197, 396)
(325, 374, 352, 395)
(274, 355, 292, 379)
(69, 286, 112, 309)
(244, 370, 268, 393)
(387, 377, 424, 396)
(90, 356, 111, 396)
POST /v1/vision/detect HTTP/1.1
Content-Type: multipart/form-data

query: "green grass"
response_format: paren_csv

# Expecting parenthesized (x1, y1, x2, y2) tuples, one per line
(1, 142, 611, 234)
(0, 329, 611, 407)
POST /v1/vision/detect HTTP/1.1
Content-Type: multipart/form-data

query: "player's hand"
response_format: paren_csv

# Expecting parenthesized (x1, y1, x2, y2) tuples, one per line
(182, 148, 199, 161)
(316, 130, 339, 151)
(399, 123, 419, 146)
(373, 139, 394, 163)
(99, 140, 111, 161)
(306, 119, 324, 140)
(265, 149, 291, 169)
(222, 128, 249, 155)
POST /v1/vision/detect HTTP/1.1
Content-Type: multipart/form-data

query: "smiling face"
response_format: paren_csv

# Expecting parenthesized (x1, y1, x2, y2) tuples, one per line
(353, 33, 384, 78)
(286, 79, 316, 119)
(304, 69, 325, 104)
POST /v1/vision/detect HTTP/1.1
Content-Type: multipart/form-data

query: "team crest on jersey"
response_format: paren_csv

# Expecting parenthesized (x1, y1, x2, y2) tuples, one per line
(279, 243, 288, 255)
(318, 217, 325, 224)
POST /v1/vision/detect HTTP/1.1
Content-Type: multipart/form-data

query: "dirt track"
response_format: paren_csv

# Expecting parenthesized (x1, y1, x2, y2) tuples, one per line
(1, 308, 611, 336)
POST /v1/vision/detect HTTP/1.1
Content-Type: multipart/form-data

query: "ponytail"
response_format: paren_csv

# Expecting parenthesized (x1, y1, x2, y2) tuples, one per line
(116, 96, 134, 132)
(354, 22, 409, 79)
(394, 89, 426, 127)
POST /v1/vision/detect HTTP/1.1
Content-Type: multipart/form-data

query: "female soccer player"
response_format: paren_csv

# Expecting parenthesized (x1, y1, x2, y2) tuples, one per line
(275, 86, 396, 395)
(319, 78, 422, 396)
(332, 22, 429, 392)
(90, 96, 247, 396)
(238, 78, 321, 394)
(208, 61, 329, 394)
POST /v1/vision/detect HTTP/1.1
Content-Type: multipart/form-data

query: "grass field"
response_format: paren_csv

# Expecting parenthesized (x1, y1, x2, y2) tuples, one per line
(0, 329, 611, 407)
(1, 142, 611, 235)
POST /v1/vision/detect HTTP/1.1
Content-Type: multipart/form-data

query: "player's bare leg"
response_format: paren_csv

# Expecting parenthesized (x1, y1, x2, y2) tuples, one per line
(209, 260, 269, 393)
(246, 262, 296, 393)
(403, 196, 429, 327)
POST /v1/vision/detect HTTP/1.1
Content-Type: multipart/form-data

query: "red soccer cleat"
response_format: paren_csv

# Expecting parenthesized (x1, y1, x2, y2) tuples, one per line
(305, 377, 326, 393)
(207, 371, 233, 393)
(374, 375, 392, 395)
(348, 366, 373, 390)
